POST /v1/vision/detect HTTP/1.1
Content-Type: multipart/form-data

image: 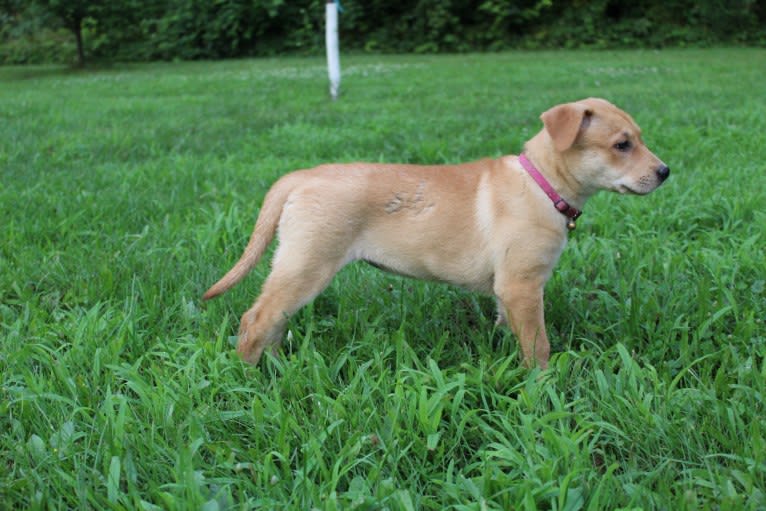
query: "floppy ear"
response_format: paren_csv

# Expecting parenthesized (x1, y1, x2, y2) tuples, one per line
(540, 103, 592, 152)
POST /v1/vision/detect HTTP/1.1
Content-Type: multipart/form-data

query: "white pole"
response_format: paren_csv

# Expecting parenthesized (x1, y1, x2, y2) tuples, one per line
(325, 0, 341, 100)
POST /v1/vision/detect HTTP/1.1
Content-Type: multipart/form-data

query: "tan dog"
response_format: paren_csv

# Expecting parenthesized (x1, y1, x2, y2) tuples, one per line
(203, 98, 669, 368)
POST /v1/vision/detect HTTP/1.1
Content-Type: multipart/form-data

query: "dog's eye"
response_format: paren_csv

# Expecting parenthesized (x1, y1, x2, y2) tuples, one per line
(614, 140, 632, 152)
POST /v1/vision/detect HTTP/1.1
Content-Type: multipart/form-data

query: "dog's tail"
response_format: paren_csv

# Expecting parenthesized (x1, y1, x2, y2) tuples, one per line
(202, 176, 296, 300)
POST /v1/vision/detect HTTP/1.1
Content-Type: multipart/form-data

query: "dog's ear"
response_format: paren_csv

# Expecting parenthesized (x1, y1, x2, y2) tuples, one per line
(540, 103, 593, 152)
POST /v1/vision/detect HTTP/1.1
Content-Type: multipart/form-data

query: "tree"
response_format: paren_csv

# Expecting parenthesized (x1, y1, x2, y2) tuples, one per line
(33, 0, 102, 66)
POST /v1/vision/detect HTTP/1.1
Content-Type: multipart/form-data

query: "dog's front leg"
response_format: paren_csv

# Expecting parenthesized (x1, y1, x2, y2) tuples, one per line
(495, 279, 550, 369)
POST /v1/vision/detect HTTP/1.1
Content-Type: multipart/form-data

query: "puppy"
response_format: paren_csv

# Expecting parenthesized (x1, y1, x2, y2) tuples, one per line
(203, 98, 669, 368)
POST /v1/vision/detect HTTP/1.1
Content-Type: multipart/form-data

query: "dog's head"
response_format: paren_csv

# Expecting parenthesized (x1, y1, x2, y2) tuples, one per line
(541, 97, 669, 195)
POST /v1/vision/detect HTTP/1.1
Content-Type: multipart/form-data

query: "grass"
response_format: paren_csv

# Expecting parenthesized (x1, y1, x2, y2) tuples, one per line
(1, 48, 765, 509)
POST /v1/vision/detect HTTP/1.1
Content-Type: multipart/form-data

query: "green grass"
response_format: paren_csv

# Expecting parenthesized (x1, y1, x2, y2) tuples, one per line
(1, 49, 765, 510)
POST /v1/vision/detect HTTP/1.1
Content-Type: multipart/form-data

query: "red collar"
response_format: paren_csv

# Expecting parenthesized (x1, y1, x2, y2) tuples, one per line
(518, 154, 582, 231)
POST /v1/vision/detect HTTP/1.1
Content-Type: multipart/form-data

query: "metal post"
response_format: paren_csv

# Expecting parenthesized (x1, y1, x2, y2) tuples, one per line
(325, 0, 341, 100)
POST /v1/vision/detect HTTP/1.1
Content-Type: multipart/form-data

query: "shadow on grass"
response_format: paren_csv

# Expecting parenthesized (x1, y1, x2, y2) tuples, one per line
(0, 62, 132, 82)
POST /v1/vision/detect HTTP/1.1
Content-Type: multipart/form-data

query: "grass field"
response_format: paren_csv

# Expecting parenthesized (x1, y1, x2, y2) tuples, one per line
(1, 49, 765, 509)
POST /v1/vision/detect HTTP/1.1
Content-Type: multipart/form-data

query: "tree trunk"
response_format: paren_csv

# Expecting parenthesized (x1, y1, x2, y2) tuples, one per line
(73, 18, 85, 67)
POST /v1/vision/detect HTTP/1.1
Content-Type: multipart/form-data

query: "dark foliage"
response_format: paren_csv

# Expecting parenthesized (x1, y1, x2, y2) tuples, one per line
(1, 0, 764, 64)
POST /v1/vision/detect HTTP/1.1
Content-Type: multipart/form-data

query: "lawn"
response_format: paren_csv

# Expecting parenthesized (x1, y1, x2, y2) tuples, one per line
(1, 49, 764, 510)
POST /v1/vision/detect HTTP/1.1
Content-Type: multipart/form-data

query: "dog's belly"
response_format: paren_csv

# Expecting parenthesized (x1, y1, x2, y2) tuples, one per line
(353, 245, 496, 294)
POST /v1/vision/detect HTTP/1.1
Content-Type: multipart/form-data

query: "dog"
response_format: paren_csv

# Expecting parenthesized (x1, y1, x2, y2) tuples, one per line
(203, 98, 669, 369)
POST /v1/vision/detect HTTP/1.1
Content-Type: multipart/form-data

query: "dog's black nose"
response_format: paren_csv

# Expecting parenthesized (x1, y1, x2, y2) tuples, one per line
(656, 165, 670, 182)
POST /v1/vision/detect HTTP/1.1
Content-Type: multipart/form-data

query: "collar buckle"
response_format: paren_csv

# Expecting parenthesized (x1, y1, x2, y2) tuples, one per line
(520, 154, 583, 230)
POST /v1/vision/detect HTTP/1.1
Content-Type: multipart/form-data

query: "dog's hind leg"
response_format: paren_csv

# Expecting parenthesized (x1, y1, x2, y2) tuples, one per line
(235, 243, 344, 364)
(494, 297, 508, 326)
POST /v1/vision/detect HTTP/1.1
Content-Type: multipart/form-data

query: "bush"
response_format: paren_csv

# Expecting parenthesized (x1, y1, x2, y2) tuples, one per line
(1, 0, 764, 65)
(0, 28, 74, 64)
